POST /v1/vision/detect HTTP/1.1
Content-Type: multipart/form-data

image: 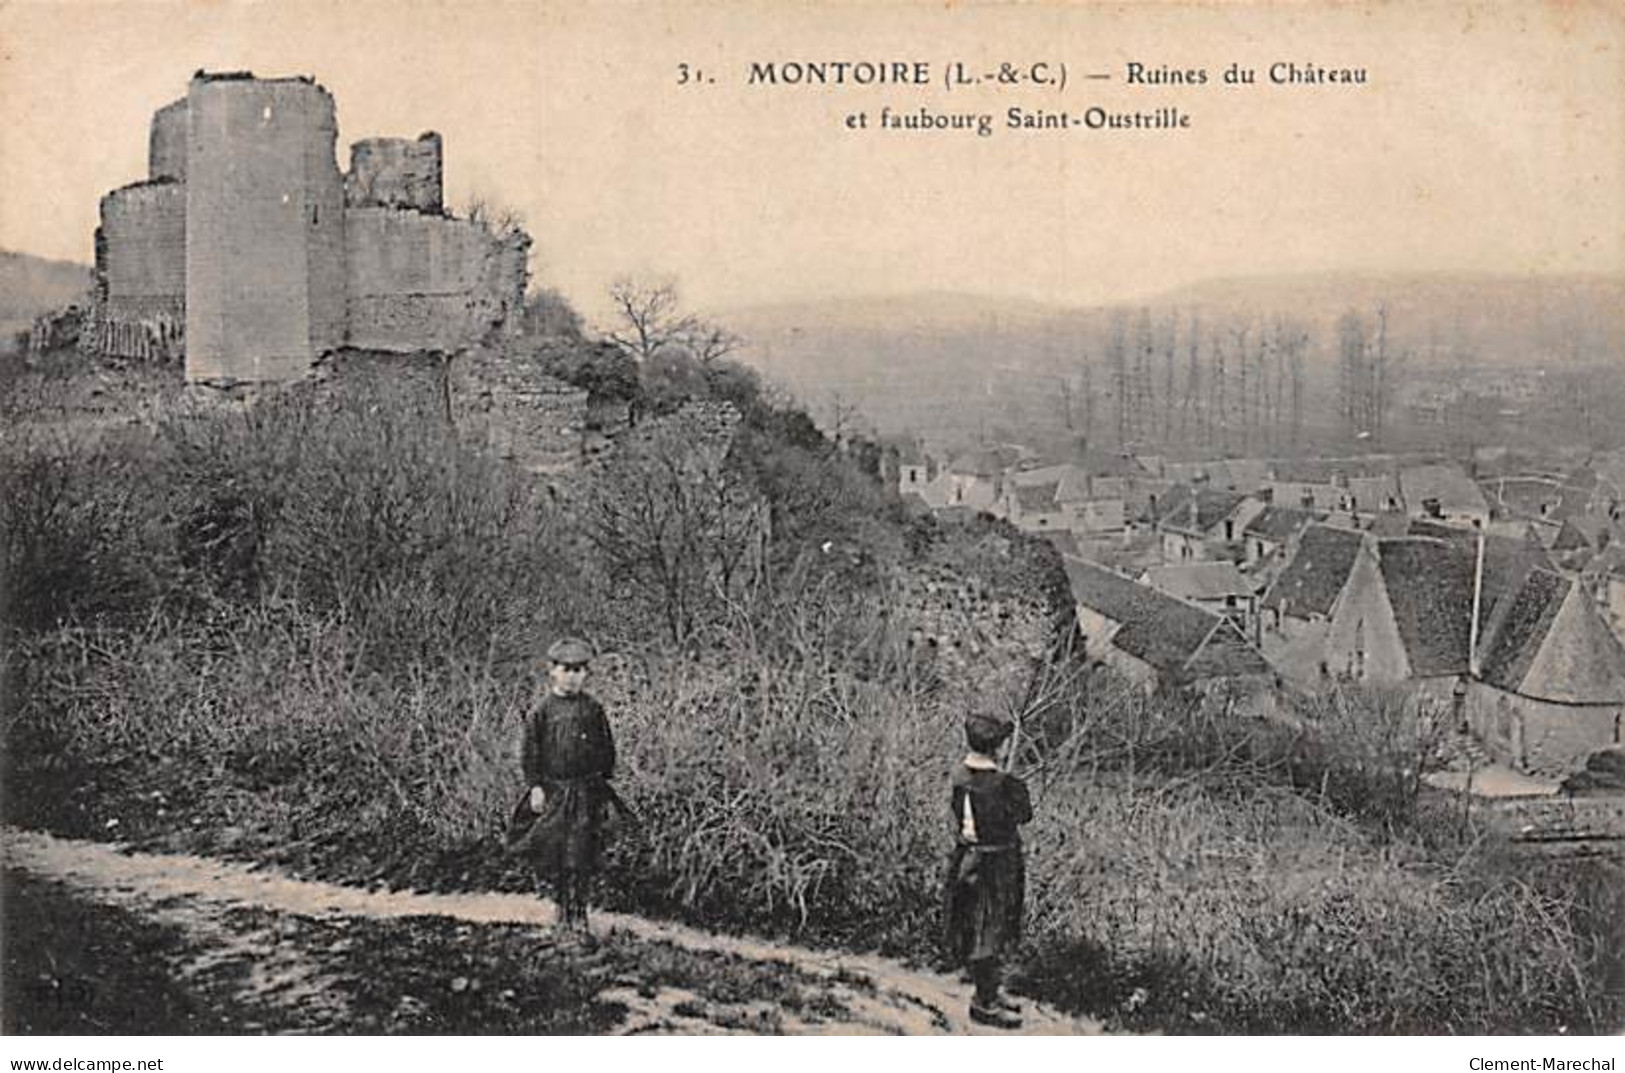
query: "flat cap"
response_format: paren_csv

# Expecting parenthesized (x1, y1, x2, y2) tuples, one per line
(546, 636, 595, 664)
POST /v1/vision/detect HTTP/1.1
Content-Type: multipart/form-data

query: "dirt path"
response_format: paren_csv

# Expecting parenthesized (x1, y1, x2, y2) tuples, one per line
(2, 826, 1100, 1036)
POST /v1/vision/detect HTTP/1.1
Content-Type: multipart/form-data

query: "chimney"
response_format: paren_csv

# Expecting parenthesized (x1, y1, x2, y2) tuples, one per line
(1468, 529, 1486, 677)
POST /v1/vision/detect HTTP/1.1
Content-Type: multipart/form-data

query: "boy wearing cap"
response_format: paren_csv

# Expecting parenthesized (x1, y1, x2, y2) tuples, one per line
(520, 636, 618, 939)
(943, 713, 1032, 1029)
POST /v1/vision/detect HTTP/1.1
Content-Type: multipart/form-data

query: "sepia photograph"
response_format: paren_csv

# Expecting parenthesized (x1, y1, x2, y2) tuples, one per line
(1, 0, 1622, 1050)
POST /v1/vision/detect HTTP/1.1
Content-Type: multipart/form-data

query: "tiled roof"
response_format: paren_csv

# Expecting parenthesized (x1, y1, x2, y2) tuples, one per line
(1206, 459, 1272, 492)
(1244, 505, 1326, 543)
(1142, 562, 1255, 601)
(1377, 538, 1478, 677)
(1183, 621, 1273, 680)
(1054, 466, 1094, 504)
(1405, 523, 1552, 599)
(1153, 483, 1194, 526)
(1073, 449, 1148, 479)
(1010, 462, 1071, 485)
(1064, 557, 1267, 679)
(947, 445, 1022, 479)
(1272, 456, 1405, 483)
(1013, 481, 1061, 513)
(1260, 524, 1363, 617)
(1370, 531, 1546, 679)
(1552, 520, 1591, 552)
(1367, 512, 1413, 538)
(1487, 477, 1564, 519)
(1477, 567, 1625, 703)
(1271, 459, 1343, 484)
(1159, 488, 1245, 534)
(1065, 557, 1174, 625)
(1346, 475, 1401, 510)
(1477, 569, 1570, 691)
(1401, 464, 1489, 515)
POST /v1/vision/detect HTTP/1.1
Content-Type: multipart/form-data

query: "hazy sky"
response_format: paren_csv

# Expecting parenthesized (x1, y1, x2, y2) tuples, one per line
(2, 0, 1621, 322)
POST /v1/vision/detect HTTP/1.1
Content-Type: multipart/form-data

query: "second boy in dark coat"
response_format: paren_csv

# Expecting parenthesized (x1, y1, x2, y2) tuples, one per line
(943, 713, 1033, 1029)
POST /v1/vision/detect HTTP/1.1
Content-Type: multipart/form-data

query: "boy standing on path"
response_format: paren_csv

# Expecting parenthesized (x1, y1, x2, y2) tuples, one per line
(519, 636, 618, 940)
(943, 713, 1033, 1030)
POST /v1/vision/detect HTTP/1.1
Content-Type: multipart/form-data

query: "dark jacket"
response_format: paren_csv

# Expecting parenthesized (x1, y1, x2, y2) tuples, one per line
(950, 765, 1032, 847)
(943, 761, 1033, 967)
(513, 691, 617, 875)
(521, 692, 615, 786)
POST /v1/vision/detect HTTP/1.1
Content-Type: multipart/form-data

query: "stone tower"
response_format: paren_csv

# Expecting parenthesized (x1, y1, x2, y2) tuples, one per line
(184, 73, 347, 383)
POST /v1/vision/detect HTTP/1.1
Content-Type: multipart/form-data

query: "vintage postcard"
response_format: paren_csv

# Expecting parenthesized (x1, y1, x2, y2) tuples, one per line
(1, 0, 1622, 1058)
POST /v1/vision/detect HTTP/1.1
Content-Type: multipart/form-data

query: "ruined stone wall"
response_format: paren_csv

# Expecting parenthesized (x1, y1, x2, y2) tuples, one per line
(100, 182, 186, 306)
(345, 209, 528, 352)
(346, 134, 442, 213)
(185, 76, 344, 383)
(93, 181, 186, 361)
(451, 347, 586, 471)
(149, 97, 188, 182)
(311, 348, 449, 417)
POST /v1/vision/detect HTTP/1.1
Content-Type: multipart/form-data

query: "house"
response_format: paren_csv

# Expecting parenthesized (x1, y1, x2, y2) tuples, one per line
(1267, 478, 1348, 512)
(894, 441, 933, 497)
(1400, 463, 1491, 527)
(1056, 449, 1154, 533)
(1467, 566, 1625, 775)
(1258, 524, 1366, 683)
(1345, 474, 1403, 516)
(1319, 536, 1489, 701)
(1484, 475, 1566, 526)
(1265, 460, 1349, 513)
(1318, 529, 1552, 692)
(1139, 562, 1259, 630)
(920, 445, 1016, 514)
(1241, 504, 1327, 574)
(1581, 546, 1625, 651)
(1164, 458, 1271, 493)
(1003, 477, 1068, 532)
(1309, 527, 1618, 776)
(1063, 556, 1272, 691)
(1156, 486, 1263, 564)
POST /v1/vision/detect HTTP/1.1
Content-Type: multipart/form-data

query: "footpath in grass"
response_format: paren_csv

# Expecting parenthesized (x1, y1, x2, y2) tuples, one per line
(1, 826, 1100, 1036)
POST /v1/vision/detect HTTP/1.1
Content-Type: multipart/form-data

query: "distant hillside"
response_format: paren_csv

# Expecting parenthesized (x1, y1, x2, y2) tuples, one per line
(0, 250, 93, 351)
(1146, 272, 1625, 365)
(727, 273, 1625, 447)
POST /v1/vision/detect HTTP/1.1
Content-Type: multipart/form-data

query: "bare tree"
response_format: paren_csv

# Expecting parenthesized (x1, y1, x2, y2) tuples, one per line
(1337, 310, 1371, 442)
(461, 195, 527, 239)
(580, 411, 761, 646)
(1231, 319, 1252, 451)
(604, 275, 742, 364)
(1107, 311, 1129, 449)
(826, 391, 862, 449)
(1161, 310, 1178, 445)
(1180, 311, 1203, 445)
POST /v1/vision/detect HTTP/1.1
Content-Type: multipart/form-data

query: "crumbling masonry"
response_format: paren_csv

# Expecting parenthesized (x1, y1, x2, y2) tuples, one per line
(86, 72, 529, 382)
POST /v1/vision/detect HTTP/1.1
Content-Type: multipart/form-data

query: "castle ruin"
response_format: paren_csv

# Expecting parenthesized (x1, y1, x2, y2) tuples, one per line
(87, 71, 529, 382)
